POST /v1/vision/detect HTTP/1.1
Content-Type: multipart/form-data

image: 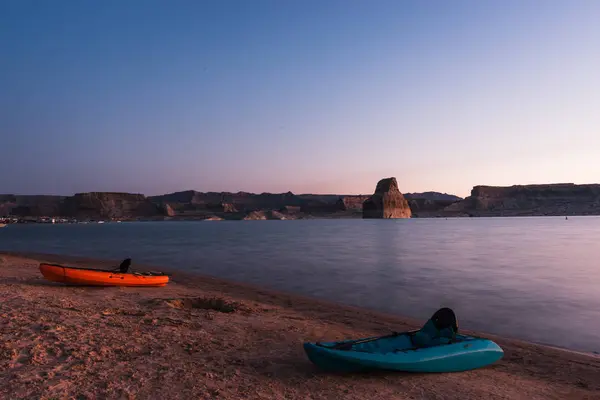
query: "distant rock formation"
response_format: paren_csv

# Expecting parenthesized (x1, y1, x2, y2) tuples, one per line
(243, 211, 268, 220)
(1, 187, 467, 220)
(7, 182, 600, 219)
(404, 192, 463, 202)
(337, 195, 370, 211)
(206, 202, 237, 213)
(61, 192, 164, 220)
(161, 203, 176, 217)
(281, 205, 301, 214)
(299, 200, 339, 213)
(362, 178, 412, 219)
(150, 190, 303, 212)
(407, 198, 462, 217)
(444, 183, 600, 216)
(1, 195, 65, 217)
(267, 210, 287, 220)
(296, 193, 458, 216)
(243, 210, 288, 220)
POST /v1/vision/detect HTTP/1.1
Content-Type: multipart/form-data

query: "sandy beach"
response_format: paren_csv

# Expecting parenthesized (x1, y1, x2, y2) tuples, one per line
(1, 252, 599, 400)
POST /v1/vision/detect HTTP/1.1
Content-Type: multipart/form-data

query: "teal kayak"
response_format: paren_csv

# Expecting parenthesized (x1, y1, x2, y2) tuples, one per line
(303, 308, 504, 373)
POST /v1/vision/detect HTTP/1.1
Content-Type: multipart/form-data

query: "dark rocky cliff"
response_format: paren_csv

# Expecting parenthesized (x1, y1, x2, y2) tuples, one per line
(443, 183, 600, 216)
(150, 191, 304, 213)
(61, 192, 164, 220)
(1, 186, 468, 220)
(1, 193, 164, 220)
(408, 198, 459, 217)
(405, 192, 462, 202)
(1, 195, 65, 217)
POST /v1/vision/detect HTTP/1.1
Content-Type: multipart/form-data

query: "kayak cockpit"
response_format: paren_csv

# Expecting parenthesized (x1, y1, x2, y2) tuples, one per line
(330, 332, 479, 354)
(318, 307, 460, 353)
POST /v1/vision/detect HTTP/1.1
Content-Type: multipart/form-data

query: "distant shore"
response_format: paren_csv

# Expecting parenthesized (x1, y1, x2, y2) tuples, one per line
(5, 182, 600, 221)
(0, 212, 594, 226)
(1, 252, 599, 399)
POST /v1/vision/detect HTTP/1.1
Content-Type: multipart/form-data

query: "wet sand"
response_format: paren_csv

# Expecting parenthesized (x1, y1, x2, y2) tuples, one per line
(1, 252, 599, 399)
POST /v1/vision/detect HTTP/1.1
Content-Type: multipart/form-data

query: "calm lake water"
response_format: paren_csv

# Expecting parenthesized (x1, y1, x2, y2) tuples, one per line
(1, 217, 599, 354)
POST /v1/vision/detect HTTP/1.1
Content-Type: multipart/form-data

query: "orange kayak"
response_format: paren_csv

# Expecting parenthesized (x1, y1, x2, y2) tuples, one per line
(39, 263, 169, 287)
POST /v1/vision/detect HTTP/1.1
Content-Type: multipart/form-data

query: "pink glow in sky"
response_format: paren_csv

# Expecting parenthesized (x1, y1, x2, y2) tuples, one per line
(2, 1, 600, 197)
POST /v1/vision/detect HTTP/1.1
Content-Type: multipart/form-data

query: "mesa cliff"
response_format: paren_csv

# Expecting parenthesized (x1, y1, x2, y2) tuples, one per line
(0, 195, 65, 217)
(61, 192, 165, 220)
(10, 181, 600, 220)
(2, 193, 165, 221)
(443, 183, 600, 216)
(150, 190, 304, 214)
(0, 188, 457, 221)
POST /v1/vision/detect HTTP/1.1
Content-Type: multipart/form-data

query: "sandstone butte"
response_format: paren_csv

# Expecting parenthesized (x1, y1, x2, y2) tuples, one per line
(1, 252, 599, 399)
(362, 177, 412, 219)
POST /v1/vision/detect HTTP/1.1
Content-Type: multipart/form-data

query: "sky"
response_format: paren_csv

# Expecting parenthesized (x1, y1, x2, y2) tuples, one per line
(1, 0, 600, 197)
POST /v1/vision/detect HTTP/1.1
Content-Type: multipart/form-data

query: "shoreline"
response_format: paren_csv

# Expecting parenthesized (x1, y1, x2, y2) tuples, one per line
(2, 213, 599, 226)
(3, 251, 599, 358)
(2, 252, 599, 399)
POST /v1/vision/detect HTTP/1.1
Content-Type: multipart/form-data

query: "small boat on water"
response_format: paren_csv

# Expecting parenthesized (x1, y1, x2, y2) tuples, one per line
(304, 308, 503, 373)
(0, 223, 6, 228)
(39, 258, 169, 287)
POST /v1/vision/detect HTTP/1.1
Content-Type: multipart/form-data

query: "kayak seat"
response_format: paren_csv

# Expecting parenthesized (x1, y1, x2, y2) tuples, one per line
(113, 258, 132, 273)
(430, 307, 458, 333)
(410, 307, 458, 349)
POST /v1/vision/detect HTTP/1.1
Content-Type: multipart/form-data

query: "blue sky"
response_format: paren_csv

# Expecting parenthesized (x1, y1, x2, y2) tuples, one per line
(1, 1, 599, 196)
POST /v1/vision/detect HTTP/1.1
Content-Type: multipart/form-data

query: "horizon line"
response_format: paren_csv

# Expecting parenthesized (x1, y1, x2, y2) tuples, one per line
(3, 181, 597, 198)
